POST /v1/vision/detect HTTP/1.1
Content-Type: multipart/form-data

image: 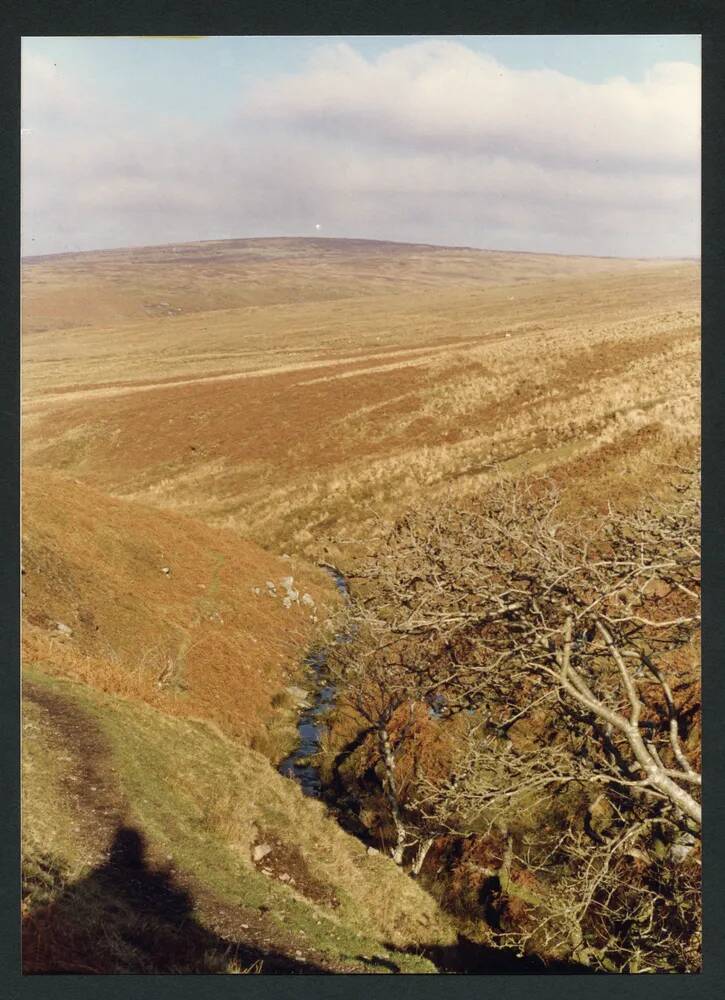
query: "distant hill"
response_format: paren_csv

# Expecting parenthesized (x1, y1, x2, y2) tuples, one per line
(21, 236, 675, 336)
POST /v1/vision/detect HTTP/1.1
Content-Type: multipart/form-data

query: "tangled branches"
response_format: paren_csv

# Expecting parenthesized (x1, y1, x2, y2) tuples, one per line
(329, 466, 701, 970)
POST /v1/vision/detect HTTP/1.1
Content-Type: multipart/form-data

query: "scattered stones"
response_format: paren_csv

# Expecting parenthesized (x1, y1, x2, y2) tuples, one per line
(280, 577, 300, 604)
(252, 843, 273, 863)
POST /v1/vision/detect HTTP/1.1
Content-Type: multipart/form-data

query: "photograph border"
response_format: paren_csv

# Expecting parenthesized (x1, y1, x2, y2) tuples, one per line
(2, 2, 722, 998)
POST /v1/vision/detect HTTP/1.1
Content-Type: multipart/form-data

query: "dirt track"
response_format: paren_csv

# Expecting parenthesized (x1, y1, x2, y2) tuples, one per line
(23, 680, 125, 850)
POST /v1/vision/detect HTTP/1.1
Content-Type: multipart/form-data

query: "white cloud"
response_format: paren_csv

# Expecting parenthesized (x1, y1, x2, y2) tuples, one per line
(244, 42, 699, 172)
(21, 40, 700, 257)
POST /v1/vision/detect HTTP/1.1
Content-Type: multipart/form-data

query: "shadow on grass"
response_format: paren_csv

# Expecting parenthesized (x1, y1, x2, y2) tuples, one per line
(23, 824, 332, 975)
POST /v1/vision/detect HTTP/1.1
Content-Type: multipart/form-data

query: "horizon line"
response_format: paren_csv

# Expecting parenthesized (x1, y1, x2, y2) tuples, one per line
(21, 234, 701, 265)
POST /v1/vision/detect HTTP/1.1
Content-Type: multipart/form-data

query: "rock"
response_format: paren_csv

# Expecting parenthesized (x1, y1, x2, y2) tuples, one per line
(253, 843, 272, 863)
(278, 873, 290, 882)
(671, 833, 697, 863)
(366, 846, 380, 856)
(55, 622, 73, 636)
(252, 587, 261, 596)
(285, 685, 309, 705)
(265, 581, 277, 594)
(281, 597, 293, 609)
(161, 566, 171, 576)
(280, 576, 295, 591)
(301, 593, 315, 607)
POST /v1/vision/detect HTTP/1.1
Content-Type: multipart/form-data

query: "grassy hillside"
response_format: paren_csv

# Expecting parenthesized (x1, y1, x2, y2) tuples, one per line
(23, 242, 699, 564)
(22, 236, 670, 336)
(22, 470, 338, 753)
(23, 669, 452, 973)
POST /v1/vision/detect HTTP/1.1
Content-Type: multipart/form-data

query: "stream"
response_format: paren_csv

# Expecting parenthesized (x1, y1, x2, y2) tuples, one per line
(277, 565, 350, 798)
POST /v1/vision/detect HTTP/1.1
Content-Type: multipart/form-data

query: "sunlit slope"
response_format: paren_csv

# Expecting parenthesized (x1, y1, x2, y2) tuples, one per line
(23, 249, 700, 559)
(22, 470, 336, 744)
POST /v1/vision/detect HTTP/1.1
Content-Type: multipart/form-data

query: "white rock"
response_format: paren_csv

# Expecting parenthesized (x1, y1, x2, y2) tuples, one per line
(282, 597, 293, 609)
(280, 576, 295, 591)
(161, 566, 171, 575)
(301, 593, 315, 607)
(253, 843, 272, 862)
(366, 846, 380, 856)
(56, 622, 73, 636)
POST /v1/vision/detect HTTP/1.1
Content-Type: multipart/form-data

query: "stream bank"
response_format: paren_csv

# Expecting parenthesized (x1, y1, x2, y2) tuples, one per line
(277, 565, 349, 798)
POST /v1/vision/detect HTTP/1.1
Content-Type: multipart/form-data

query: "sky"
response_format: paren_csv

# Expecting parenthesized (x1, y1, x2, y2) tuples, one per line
(21, 35, 701, 258)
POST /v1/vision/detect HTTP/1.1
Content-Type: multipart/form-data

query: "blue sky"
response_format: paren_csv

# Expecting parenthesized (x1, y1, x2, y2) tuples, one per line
(21, 35, 700, 257)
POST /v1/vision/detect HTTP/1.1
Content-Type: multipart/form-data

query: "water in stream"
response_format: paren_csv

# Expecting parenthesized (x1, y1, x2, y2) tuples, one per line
(277, 566, 350, 798)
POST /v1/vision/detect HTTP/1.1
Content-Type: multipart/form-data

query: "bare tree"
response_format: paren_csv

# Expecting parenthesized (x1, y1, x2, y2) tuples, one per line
(329, 467, 700, 968)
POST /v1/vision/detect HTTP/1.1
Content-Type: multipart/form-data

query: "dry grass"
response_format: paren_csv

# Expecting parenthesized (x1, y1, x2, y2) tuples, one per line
(22, 470, 338, 743)
(23, 240, 699, 564)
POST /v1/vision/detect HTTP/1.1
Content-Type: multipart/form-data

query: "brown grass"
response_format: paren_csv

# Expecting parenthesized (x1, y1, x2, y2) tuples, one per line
(23, 241, 699, 564)
(22, 470, 337, 743)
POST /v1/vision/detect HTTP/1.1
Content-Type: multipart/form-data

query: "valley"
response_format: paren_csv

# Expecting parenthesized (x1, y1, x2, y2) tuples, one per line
(21, 237, 701, 973)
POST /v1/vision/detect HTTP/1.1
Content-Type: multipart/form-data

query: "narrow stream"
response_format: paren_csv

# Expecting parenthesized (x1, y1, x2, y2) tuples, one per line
(277, 565, 350, 798)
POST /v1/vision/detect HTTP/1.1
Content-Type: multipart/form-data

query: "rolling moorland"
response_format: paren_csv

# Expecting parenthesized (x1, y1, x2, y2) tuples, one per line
(21, 238, 700, 973)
